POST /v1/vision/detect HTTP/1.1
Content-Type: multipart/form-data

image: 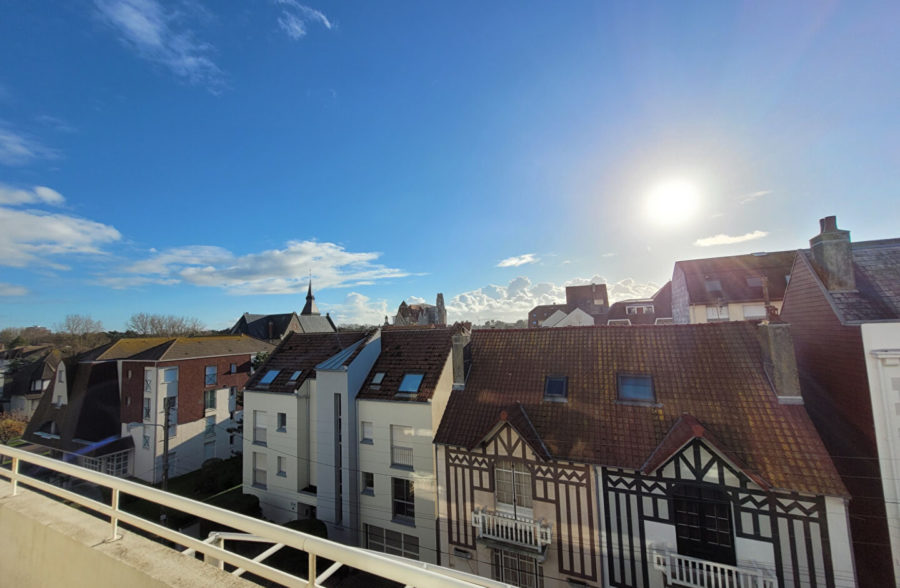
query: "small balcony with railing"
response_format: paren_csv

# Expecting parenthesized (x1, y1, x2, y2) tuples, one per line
(390, 445, 414, 469)
(471, 507, 553, 553)
(651, 549, 778, 588)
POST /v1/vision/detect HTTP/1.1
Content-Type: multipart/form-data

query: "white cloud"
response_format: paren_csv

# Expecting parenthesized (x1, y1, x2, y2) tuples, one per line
(0, 184, 65, 206)
(405, 296, 426, 305)
(694, 230, 769, 247)
(0, 282, 29, 296)
(103, 240, 409, 294)
(497, 253, 539, 268)
(0, 207, 122, 268)
(446, 275, 661, 323)
(325, 292, 389, 326)
(95, 0, 224, 90)
(739, 190, 772, 204)
(0, 122, 58, 166)
(276, 0, 332, 40)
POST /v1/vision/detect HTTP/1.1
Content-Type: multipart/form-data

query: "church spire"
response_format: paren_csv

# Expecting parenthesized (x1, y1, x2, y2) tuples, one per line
(301, 279, 320, 316)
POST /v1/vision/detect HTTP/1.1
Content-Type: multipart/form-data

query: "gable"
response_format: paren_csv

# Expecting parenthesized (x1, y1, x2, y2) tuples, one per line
(478, 422, 544, 462)
(652, 438, 765, 491)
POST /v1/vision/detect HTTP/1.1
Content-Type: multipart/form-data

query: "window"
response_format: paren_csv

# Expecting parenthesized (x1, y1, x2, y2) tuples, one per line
(362, 472, 375, 494)
(391, 425, 413, 467)
(706, 305, 729, 322)
(58, 370, 64, 383)
(372, 372, 386, 385)
(205, 416, 215, 437)
(204, 365, 217, 386)
(142, 434, 150, 450)
(544, 376, 567, 401)
(495, 461, 532, 511)
(277, 412, 287, 432)
(204, 389, 216, 411)
(618, 374, 654, 403)
(607, 318, 632, 326)
(746, 276, 763, 288)
(492, 549, 544, 588)
(259, 370, 280, 385)
(398, 373, 424, 393)
(654, 317, 674, 325)
(742, 304, 767, 320)
(673, 483, 736, 565)
(289, 370, 302, 381)
(626, 304, 654, 315)
(392, 478, 415, 522)
(253, 410, 267, 445)
(253, 452, 267, 488)
(144, 369, 153, 394)
(143, 398, 152, 421)
(704, 279, 722, 293)
(365, 525, 419, 560)
(361, 421, 374, 444)
(161, 368, 177, 383)
(230, 363, 237, 374)
(277, 456, 287, 477)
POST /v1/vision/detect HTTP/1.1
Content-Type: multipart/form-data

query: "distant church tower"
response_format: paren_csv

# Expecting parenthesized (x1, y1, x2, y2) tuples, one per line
(301, 281, 320, 316)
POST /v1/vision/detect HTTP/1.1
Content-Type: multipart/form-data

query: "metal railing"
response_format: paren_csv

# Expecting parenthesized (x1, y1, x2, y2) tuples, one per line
(0, 444, 511, 588)
(471, 508, 552, 551)
(390, 445, 413, 468)
(651, 549, 777, 588)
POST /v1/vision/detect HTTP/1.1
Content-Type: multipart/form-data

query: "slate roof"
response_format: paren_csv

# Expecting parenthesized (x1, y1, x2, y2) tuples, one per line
(799, 238, 900, 323)
(434, 323, 846, 497)
(230, 312, 298, 339)
(357, 328, 454, 402)
(244, 331, 370, 393)
(675, 251, 796, 304)
(1, 346, 61, 398)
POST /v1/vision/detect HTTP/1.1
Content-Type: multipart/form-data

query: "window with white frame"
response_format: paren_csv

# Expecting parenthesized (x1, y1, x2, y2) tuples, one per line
(253, 410, 267, 445)
(277, 412, 287, 432)
(362, 472, 375, 494)
(142, 434, 150, 450)
(706, 305, 729, 322)
(143, 397, 151, 421)
(390, 425, 413, 467)
(205, 365, 217, 386)
(204, 389, 216, 411)
(495, 461, 532, 512)
(253, 452, 267, 488)
(277, 456, 287, 477)
(391, 478, 415, 522)
(492, 549, 544, 588)
(365, 524, 419, 560)
(161, 367, 177, 384)
(102, 451, 130, 477)
(742, 304, 767, 320)
(361, 421, 374, 444)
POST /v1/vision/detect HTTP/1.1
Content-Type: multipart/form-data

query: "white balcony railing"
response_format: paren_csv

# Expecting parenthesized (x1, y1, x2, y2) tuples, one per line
(0, 444, 510, 588)
(391, 445, 414, 468)
(651, 549, 778, 588)
(471, 508, 552, 551)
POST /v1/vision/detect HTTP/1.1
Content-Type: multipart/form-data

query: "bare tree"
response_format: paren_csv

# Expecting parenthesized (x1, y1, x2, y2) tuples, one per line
(59, 314, 104, 336)
(126, 313, 205, 336)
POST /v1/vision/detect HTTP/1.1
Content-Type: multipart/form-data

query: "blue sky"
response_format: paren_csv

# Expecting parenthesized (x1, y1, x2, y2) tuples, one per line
(1, 1, 898, 330)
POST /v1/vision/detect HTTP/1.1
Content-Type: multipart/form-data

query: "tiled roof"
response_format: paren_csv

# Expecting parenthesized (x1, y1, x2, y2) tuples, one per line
(87, 338, 172, 361)
(434, 323, 846, 497)
(357, 328, 453, 402)
(802, 239, 900, 323)
(245, 331, 370, 393)
(675, 251, 795, 304)
(128, 335, 274, 361)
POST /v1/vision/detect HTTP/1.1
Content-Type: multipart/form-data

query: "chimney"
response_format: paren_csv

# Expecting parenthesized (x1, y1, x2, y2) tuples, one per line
(757, 322, 803, 404)
(809, 216, 855, 291)
(451, 331, 471, 389)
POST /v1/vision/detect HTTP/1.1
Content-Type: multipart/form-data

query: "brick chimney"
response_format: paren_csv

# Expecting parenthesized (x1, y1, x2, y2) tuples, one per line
(757, 322, 803, 404)
(451, 331, 471, 390)
(809, 216, 855, 291)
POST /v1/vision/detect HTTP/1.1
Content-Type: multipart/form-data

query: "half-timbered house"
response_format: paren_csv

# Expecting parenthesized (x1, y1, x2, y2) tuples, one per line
(434, 323, 856, 588)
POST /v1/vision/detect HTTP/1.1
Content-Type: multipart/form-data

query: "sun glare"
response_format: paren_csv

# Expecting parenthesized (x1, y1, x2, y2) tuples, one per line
(645, 179, 700, 226)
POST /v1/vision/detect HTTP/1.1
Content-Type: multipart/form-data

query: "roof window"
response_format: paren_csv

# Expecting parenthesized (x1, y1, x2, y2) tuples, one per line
(746, 276, 763, 288)
(289, 370, 302, 381)
(259, 370, 280, 385)
(544, 376, 567, 401)
(617, 374, 654, 403)
(372, 372, 386, 385)
(398, 373, 424, 393)
(704, 279, 722, 293)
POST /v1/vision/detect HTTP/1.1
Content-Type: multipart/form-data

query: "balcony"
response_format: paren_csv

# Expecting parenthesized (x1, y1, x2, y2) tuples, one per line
(651, 549, 778, 588)
(390, 445, 413, 468)
(471, 508, 552, 552)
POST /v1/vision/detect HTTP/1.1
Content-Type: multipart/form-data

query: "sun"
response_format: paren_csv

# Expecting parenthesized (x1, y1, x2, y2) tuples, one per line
(645, 179, 701, 226)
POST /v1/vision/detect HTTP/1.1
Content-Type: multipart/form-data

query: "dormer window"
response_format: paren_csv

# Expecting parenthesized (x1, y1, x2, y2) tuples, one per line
(544, 376, 567, 401)
(618, 374, 654, 403)
(289, 370, 302, 382)
(372, 372, 386, 385)
(704, 279, 722, 293)
(259, 370, 280, 385)
(398, 373, 424, 393)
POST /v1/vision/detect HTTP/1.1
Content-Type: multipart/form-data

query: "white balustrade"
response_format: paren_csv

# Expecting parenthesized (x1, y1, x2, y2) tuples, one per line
(651, 549, 777, 588)
(471, 508, 552, 551)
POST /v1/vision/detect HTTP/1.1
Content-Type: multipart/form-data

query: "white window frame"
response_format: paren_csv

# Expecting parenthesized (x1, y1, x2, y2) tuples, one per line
(361, 421, 374, 444)
(253, 410, 267, 445)
(253, 452, 267, 488)
(390, 425, 413, 467)
(494, 460, 533, 516)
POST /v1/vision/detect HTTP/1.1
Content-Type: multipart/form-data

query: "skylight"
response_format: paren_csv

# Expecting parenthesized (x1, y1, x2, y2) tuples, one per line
(704, 279, 722, 293)
(372, 372, 385, 385)
(289, 370, 302, 381)
(544, 376, 567, 400)
(746, 276, 763, 288)
(260, 370, 280, 385)
(398, 373, 424, 393)
(618, 374, 654, 403)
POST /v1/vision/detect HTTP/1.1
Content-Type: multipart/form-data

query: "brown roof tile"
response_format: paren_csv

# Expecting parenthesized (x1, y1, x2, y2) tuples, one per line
(357, 328, 453, 402)
(434, 323, 846, 496)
